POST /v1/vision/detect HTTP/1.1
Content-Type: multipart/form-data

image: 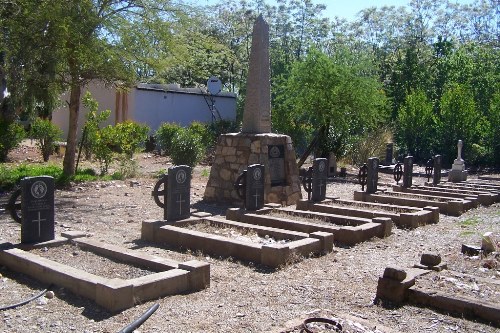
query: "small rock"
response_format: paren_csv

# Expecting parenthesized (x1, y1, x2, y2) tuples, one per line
(235, 313, 245, 318)
(37, 298, 48, 305)
(420, 253, 441, 266)
(383, 266, 407, 282)
(481, 232, 497, 253)
(482, 259, 497, 269)
(45, 291, 55, 299)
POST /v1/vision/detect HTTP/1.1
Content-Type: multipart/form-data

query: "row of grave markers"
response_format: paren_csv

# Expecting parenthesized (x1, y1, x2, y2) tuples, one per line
(362, 154, 443, 193)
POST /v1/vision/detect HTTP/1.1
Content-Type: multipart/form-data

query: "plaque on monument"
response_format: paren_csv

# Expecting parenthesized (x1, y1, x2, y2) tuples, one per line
(268, 144, 286, 186)
(21, 176, 55, 243)
(366, 157, 379, 194)
(403, 156, 413, 188)
(166, 165, 191, 221)
(433, 155, 442, 185)
(311, 158, 328, 202)
(245, 164, 265, 211)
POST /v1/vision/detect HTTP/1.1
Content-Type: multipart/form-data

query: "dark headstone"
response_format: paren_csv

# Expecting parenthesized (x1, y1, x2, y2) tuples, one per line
(245, 164, 265, 211)
(461, 244, 481, 256)
(433, 154, 442, 185)
(311, 158, 328, 202)
(366, 157, 379, 193)
(327, 152, 337, 177)
(385, 143, 394, 165)
(166, 165, 191, 221)
(21, 176, 55, 243)
(268, 144, 285, 186)
(403, 156, 413, 188)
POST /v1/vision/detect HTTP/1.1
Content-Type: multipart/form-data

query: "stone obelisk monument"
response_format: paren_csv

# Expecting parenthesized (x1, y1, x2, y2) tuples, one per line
(204, 15, 302, 205)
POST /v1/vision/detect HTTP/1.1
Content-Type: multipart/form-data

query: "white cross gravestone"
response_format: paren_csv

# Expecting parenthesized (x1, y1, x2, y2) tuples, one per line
(21, 176, 55, 243)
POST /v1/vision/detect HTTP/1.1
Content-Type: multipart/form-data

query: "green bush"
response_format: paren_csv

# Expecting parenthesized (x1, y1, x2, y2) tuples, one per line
(156, 123, 182, 155)
(29, 118, 63, 162)
(0, 120, 25, 162)
(113, 121, 150, 157)
(170, 128, 204, 167)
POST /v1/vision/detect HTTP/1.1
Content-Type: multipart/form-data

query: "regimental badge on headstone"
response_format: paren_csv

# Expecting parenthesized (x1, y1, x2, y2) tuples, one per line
(21, 176, 55, 243)
(311, 158, 328, 202)
(245, 164, 265, 211)
(166, 165, 192, 221)
(433, 155, 442, 185)
(268, 144, 285, 186)
(366, 157, 379, 194)
(403, 156, 414, 188)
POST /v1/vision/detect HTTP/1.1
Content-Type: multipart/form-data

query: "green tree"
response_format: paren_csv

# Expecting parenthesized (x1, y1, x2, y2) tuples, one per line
(395, 89, 437, 161)
(2, 0, 183, 176)
(273, 47, 387, 157)
(438, 83, 487, 165)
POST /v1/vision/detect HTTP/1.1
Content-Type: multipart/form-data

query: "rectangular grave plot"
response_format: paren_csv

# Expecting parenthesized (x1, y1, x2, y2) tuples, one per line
(408, 270, 500, 327)
(0, 238, 209, 312)
(227, 208, 387, 246)
(145, 217, 329, 268)
(296, 199, 437, 228)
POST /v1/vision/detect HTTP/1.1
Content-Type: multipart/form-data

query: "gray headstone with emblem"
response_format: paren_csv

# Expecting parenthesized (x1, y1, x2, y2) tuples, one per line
(245, 164, 265, 211)
(311, 158, 328, 202)
(21, 176, 55, 243)
(403, 156, 413, 188)
(433, 155, 442, 185)
(366, 157, 379, 194)
(166, 165, 191, 221)
(268, 144, 285, 186)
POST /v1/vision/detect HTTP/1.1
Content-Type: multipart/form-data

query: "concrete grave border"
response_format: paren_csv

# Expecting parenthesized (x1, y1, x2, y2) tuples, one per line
(296, 197, 438, 229)
(354, 190, 470, 216)
(226, 205, 392, 246)
(0, 232, 210, 313)
(142, 214, 333, 268)
(392, 184, 496, 207)
(376, 265, 500, 327)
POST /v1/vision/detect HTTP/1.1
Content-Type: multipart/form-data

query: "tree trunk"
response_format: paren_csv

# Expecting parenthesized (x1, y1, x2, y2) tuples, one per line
(63, 84, 81, 176)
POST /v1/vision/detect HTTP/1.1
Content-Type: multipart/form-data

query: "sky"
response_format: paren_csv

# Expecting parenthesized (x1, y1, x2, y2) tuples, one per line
(194, 0, 476, 22)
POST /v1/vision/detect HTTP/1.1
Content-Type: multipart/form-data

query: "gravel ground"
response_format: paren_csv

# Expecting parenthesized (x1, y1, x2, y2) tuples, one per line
(0, 146, 499, 333)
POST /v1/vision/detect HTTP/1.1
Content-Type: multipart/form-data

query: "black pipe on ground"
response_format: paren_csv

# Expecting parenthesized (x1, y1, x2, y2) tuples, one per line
(118, 303, 160, 333)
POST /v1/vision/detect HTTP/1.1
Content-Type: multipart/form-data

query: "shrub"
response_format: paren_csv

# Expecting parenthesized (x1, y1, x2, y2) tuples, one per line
(207, 119, 239, 145)
(29, 118, 63, 162)
(156, 123, 182, 155)
(0, 120, 25, 162)
(347, 126, 394, 166)
(113, 121, 150, 158)
(170, 128, 204, 167)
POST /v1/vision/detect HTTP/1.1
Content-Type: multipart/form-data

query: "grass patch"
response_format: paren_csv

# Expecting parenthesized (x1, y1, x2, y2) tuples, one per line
(0, 164, 106, 190)
(201, 168, 210, 177)
(459, 217, 480, 228)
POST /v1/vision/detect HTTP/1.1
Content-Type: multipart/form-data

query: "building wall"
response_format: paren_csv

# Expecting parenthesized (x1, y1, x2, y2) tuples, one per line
(52, 82, 117, 139)
(130, 87, 237, 134)
(52, 82, 237, 139)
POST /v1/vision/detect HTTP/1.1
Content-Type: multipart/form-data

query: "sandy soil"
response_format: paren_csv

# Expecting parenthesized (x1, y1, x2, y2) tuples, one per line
(0, 143, 499, 333)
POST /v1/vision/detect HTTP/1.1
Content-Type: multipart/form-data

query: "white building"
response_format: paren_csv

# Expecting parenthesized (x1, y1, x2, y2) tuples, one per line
(52, 82, 237, 138)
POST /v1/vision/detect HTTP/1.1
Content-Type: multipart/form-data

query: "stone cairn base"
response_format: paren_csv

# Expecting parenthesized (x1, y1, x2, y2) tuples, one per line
(203, 133, 302, 206)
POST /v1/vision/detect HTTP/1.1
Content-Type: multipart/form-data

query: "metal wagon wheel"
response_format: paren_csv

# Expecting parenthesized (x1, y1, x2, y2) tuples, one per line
(358, 164, 368, 191)
(393, 162, 403, 185)
(6, 188, 22, 223)
(234, 170, 247, 201)
(151, 176, 168, 208)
